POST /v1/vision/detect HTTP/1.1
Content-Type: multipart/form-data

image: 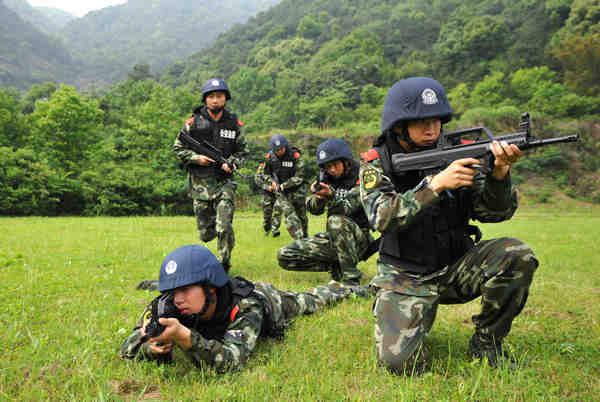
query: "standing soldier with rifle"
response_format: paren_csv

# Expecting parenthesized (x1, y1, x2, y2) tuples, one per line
(256, 134, 308, 240)
(278, 139, 377, 285)
(173, 78, 249, 272)
(360, 77, 541, 374)
(254, 161, 282, 237)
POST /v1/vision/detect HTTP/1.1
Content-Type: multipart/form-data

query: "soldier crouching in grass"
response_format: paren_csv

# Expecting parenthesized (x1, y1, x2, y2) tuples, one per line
(278, 139, 377, 286)
(121, 245, 371, 372)
(359, 77, 539, 375)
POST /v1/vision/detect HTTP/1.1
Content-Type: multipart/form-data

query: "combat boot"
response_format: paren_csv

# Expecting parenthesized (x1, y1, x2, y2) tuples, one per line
(469, 334, 517, 370)
(327, 280, 373, 298)
(136, 279, 159, 291)
(272, 230, 280, 237)
(221, 261, 231, 273)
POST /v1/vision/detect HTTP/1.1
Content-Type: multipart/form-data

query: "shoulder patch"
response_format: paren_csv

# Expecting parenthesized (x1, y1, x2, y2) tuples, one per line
(266, 153, 271, 159)
(361, 168, 380, 191)
(237, 119, 244, 127)
(360, 149, 379, 162)
(186, 116, 195, 125)
(230, 305, 240, 322)
(293, 152, 300, 159)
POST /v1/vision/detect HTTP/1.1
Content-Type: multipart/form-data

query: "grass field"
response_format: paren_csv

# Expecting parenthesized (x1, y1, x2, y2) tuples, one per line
(1, 205, 599, 401)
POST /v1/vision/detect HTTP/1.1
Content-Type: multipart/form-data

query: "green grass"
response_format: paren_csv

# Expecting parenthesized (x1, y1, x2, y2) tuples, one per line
(1, 205, 599, 400)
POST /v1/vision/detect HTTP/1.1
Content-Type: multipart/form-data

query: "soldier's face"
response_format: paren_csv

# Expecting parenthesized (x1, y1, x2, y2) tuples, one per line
(274, 147, 286, 158)
(173, 285, 214, 315)
(205, 91, 227, 110)
(398, 118, 441, 147)
(324, 160, 344, 178)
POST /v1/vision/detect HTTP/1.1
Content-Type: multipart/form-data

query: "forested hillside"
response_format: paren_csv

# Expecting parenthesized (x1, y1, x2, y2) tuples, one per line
(167, 0, 599, 131)
(0, 0, 598, 216)
(59, 0, 282, 87)
(0, 1, 79, 89)
(3, 0, 73, 34)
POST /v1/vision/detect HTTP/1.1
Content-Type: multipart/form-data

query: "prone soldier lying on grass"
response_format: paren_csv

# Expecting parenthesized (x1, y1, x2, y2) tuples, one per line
(121, 245, 371, 372)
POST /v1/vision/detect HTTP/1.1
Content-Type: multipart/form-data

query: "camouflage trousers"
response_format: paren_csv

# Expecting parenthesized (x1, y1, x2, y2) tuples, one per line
(193, 195, 235, 268)
(277, 215, 368, 283)
(261, 192, 282, 234)
(256, 280, 366, 324)
(373, 237, 538, 374)
(278, 192, 308, 240)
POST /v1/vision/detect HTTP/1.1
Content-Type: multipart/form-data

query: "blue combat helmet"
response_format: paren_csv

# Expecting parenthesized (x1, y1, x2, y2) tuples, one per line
(269, 134, 288, 151)
(201, 78, 232, 103)
(381, 77, 453, 133)
(316, 138, 354, 167)
(158, 245, 229, 292)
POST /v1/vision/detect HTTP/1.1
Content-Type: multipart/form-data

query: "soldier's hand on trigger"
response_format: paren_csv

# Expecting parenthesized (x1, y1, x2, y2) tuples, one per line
(429, 157, 481, 193)
(149, 317, 192, 351)
(140, 316, 174, 355)
(312, 182, 333, 200)
(221, 163, 232, 174)
(193, 155, 216, 166)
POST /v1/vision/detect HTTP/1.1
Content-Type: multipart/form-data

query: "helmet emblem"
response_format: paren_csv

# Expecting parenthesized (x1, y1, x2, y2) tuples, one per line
(275, 140, 281, 146)
(211, 80, 220, 87)
(165, 260, 177, 275)
(421, 88, 438, 105)
(319, 150, 327, 160)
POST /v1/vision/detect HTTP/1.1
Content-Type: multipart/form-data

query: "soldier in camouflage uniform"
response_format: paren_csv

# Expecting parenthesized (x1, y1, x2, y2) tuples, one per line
(121, 245, 370, 372)
(255, 134, 308, 240)
(359, 77, 538, 374)
(173, 78, 248, 272)
(278, 139, 375, 285)
(254, 161, 282, 236)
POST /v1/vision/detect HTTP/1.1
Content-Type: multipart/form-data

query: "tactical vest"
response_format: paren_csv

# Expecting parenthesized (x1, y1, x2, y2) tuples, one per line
(188, 106, 240, 179)
(190, 276, 288, 341)
(323, 160, 370, 230)
(375, 143, 476, 274)
(269, 147, 300, 184)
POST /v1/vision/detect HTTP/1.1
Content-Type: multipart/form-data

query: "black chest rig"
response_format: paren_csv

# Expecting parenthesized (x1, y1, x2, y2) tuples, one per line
(375, 133, 477, 274)
(188, 106, 240, 179)
(269, 147, 299, 183)
(323, 160, 369, 230)
(190, 276, 288, 342)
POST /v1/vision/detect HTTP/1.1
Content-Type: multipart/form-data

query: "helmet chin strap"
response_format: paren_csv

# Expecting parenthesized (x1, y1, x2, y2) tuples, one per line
(208, 106, 224, 114)
(401, 125, 439, 152)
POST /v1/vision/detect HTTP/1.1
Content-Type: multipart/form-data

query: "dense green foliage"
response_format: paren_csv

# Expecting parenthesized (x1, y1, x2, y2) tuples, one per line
(0, 0, 599, 216)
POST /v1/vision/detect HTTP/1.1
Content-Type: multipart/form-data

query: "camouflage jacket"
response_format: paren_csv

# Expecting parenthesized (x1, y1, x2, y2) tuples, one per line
(120, 281, 355, 372)
(306, 161, 368, 230)
(255, 147, 306, 195)
(173, 106, 249, 200)
(359, 149, 518, 294)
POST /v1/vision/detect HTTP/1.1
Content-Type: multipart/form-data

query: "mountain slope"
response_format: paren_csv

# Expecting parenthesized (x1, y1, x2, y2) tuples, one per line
(59, 0, 282, 87)
(3, 0, 70, 34)
(0, 1, 79, 89)
(35, 6, 75, 29)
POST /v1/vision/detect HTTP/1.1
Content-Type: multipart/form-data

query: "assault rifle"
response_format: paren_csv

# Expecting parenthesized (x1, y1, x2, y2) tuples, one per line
(179, 131, 235, 174)
(139, 292, 181, 344)
(312, 169, 327, 193)
(271, 171, 289, 202)
(391, 112, 579, 176)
